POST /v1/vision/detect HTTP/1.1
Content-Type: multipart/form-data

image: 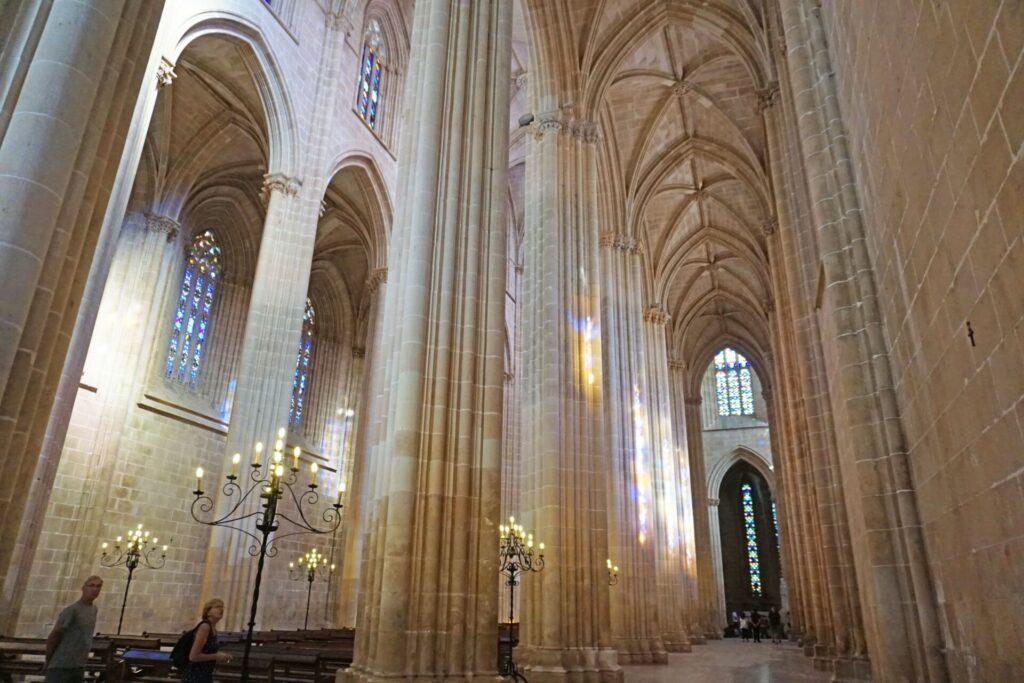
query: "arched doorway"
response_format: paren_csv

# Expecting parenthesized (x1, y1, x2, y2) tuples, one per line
(717, 460, 782, 616)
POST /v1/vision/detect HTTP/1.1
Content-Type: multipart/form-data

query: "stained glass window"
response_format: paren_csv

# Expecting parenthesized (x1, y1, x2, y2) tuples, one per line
(166, 231, 221, 386)
(289, 299, 316, 426)
(714, 347, 754, 416)
(742, 482, 762, 597)
(357, 20, 385, 130)
(772, 500, 780, 549)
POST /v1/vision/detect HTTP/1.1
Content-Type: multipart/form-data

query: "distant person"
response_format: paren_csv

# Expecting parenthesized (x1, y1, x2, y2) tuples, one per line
(739, 614, 751, 642)
(730, 611, 740, 637)
(182, 599, 232, 683)
(768, 606, 782, 643)
(750, 609, 762, 643)
(44, 575, 103, 683)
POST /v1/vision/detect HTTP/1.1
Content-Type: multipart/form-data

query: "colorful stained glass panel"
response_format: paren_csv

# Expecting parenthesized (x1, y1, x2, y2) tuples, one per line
(742, 482, 762, 596)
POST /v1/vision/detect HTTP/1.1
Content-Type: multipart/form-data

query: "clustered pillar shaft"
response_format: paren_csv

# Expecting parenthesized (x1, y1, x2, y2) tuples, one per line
(598, 236, 666, 664)
(346, 1, 512, 678)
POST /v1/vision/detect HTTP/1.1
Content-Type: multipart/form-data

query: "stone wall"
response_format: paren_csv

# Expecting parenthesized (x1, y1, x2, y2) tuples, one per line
(821, 2, 1023, 679)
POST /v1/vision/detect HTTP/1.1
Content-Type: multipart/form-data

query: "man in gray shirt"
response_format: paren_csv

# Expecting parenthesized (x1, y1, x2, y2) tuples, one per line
(44, 575, 103, 683)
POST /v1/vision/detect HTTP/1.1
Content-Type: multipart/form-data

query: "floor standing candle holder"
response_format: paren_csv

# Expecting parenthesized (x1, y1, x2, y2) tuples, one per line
(190, 428, 342, 683)
(498, 516, 544, 682)
(289, 548, 334, 629)
(100, 524, 168, 635)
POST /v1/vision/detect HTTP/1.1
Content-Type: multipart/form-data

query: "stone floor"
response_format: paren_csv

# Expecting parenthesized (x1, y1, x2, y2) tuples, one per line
(620, 639, 830, 682)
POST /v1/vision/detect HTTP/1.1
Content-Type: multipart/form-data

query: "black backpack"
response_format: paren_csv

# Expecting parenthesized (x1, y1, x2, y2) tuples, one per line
(171, 621, 206, 670)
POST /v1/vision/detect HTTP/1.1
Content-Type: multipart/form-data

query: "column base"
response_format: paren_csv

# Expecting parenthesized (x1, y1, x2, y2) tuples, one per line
(689, 634, 707, 646)
(813, 644, 835, 672)
(520, 645, 623, 683)
(610, 636, 668, 664)
(831, 655, 872, 681)
(339, 667, 504, 682)
(704, 630, 723, 640)
(662, 632, 691, 653)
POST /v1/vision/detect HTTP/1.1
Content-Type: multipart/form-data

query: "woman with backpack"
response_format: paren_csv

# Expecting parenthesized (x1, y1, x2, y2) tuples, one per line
(182, 598, 232, 682)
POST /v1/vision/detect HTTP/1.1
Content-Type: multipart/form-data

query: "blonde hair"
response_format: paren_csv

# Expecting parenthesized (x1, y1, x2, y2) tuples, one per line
(201, 598, 224, 620)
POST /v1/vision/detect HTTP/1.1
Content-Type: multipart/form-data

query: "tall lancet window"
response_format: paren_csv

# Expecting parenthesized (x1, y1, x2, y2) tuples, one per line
(357, 19, 386, 130)
(166, 230, 221, 385)
(742, 482, 762, 596)
(714, 347, 754, 416)
(289, 298, 316, 426)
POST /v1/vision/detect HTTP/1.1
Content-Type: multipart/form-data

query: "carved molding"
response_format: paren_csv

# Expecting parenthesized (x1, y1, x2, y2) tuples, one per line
(757, 82, 780, 112)
(532, 112, 601, 144)
(156, 57, 177, 88)
(144, 214, 179, 242)
(598, 232, 642, 254)
(762, 216, 779, 237)
(668, 359, 686, 372)
(644, 305, 671, 326)
(261, 173, 302, 206)
(365, 267, 388, 293)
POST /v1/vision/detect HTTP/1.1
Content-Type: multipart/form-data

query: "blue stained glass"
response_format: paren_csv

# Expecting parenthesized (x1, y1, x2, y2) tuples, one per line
(357, 39, 384, 129)
(289, 299, 316, 426)
(715, 348, 754, 416)
(166, 231, 220, 385)
(742, 483, 762, 596)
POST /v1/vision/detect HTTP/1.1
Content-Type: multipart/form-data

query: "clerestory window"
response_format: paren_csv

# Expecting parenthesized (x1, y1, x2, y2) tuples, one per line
(166, 230, 221, 386)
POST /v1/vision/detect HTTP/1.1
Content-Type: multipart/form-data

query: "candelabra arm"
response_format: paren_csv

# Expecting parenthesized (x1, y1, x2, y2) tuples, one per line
(278, 482, 332, 532)
(191, 480, 265, 527)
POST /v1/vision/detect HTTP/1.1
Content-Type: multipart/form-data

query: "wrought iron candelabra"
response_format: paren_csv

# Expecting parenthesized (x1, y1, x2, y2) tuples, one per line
(289, 548, 334, 629)
(100, 524, 168, 635)
(190, 428, 342, 683)
(498, 516, 544, 682)
(606, 558, 619, 586)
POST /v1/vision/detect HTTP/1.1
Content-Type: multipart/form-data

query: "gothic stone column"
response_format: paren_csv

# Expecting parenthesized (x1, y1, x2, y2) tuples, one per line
(643, 306, 692, 653)
(677, 393, 719, 638)
(199, 173, 318, 630)
(598, 233, 666, 664)
(0, 1, 163, 631)
(517, 112, 620, 682)
(778, 1, 945, 679)
(346, 2, 512, 678)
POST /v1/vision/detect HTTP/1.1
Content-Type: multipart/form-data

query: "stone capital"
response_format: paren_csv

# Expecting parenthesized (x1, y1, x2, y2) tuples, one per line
(668, 359, 686, 372)
(532, 112, 601, 144)
(325, 10, 346, 32)
(156, 57, 176, 88)
(513, 263, 524, 275)
(261, 173, 302, 206)
(365, 267, 388, 294)
(762, 216, 779, 237)
(708, 497, 720, 507)
(684, 396, 703, 407)
(598, 231, 641, 254)
(761, 387, 774, 402)
(144, 213, 179, 242)
(756, 82, 780, 112)
(352, 346, 366, 359)
(319, 199, 328, 218)
(504, 371, 514, 385)
(644, 305, 671, 326)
